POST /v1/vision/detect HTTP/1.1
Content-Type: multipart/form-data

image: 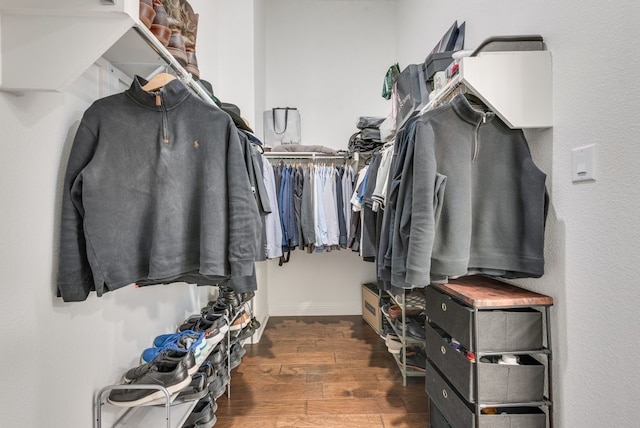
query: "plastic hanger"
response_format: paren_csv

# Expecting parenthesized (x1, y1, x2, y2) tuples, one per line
(142, 72, 176, 92)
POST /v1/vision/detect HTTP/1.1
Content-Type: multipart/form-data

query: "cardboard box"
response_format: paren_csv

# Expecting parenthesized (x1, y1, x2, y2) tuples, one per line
(362, 283, 382, 334)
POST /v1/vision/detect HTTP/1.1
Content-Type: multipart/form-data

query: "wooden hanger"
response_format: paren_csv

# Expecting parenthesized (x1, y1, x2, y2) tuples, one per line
(142, 72, 176, 92)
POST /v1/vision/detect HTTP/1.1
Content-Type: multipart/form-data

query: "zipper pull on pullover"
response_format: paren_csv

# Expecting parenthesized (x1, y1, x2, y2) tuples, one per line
(472, 112, 490, 161)
(153, 91, 170, 145)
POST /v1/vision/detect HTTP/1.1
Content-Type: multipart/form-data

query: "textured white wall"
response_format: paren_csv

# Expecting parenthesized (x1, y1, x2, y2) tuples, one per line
(0, 64, 213, 426)
(263, 0, 395, 315)
(396, 0, 640, 426)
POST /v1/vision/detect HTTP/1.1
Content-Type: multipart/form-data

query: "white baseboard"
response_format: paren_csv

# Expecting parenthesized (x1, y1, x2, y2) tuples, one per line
(268, 304, 362, 317)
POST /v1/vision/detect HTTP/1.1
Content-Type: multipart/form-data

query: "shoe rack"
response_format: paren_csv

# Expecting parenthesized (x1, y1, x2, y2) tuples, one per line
(382, 288, 427, 386)
(94, 289, 256, 428)
(0, 0, 211, 103)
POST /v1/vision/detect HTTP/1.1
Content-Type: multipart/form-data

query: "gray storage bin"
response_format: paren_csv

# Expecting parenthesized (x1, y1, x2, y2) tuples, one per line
(426, 286, 543, 352)
(430, 401, 453, 428)
(425, 362, 546, 428)
(425, 323, 545, 402)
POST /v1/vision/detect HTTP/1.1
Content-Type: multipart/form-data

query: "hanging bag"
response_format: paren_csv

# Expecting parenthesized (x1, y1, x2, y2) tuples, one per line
(263, 107, 301, 145)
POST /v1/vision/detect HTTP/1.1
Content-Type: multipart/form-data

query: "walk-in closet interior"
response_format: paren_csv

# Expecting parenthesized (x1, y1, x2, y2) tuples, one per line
(1, 0, 639, 427)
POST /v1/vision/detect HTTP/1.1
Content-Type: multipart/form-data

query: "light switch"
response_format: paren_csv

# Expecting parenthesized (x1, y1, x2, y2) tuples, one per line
(572, 144, 596, 182)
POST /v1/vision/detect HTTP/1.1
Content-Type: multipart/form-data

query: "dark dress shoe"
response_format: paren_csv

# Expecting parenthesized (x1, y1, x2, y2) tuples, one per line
(183, 396, 217, 428)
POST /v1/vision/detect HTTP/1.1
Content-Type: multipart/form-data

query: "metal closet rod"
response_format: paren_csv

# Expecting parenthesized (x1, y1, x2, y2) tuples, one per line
(262, 152, 349, 160)
(134, 24, 220, 109)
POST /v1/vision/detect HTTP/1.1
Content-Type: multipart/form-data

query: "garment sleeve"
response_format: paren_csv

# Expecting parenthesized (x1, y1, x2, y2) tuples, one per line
(226, 122, 261, 278)
(404, 121, 438, 286)
(57, 121, 98, 301)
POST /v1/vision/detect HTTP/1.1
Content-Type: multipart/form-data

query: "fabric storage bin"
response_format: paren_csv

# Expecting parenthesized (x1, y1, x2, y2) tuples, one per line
(362, 283, 382, 334)
(430, 401, 453, 428)
(425, 361, 546, 428)
(425, 322, 545, 402)
(426, 286, 543, 352)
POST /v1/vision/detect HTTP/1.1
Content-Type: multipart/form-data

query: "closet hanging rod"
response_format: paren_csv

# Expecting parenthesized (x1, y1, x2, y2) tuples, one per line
(132, 24, 219, 110)
(262, 152, 349, 161)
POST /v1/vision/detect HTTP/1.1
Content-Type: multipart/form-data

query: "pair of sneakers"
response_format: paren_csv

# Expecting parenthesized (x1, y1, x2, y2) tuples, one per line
(141, 330, 208, 364)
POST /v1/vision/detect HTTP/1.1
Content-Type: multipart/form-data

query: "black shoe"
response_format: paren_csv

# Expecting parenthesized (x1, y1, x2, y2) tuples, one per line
(122, 349, 196, 383)
(179, 316, 225, 342)
(400, 347, 426, 372)
(206, 347, 225, 367)
(208, 369, 230, 399)
(197, 360, 216, 386)
(240, 291, 255, 305)
(404, 318, 426, 341)
(213, 338, 228, 355)
(237, 323, 255, 342)
(252, 317, 261, 330)
(229, 343, 246, 370)
(176, 372, 209, 403)
(183, 395, 217, 428)
(108, 360, 190, 407)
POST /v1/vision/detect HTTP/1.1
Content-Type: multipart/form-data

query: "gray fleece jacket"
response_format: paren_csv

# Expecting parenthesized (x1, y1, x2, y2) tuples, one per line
(391, 93, 547, 287)
(57, 77, 261, 301)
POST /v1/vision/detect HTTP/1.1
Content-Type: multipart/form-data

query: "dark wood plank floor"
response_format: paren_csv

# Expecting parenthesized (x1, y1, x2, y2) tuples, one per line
(215, 316, 430, 427)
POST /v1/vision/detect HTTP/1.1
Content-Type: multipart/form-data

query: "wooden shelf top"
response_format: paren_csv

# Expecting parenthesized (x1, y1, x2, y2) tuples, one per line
(430, 276, 553, 308)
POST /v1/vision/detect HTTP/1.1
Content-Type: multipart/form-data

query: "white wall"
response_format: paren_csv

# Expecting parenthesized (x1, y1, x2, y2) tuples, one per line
(396, 0, 640, 426)
(264, 0, 396, 147)
(190, 0, 272, 340)
(0, 64, 212, 426)
(263, 0, 395, 315)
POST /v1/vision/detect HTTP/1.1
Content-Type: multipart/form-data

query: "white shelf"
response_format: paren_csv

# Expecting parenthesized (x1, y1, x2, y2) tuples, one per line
(425, 50, 553, 129)
(461, 50, 552, 128)
(0, 0, 139, 92)
(0, 0, 210, 98)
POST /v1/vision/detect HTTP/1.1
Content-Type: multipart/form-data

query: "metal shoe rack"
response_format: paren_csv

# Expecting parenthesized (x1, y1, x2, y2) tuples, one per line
(382, 287, 427, 386)
(94, 292, 254, 428)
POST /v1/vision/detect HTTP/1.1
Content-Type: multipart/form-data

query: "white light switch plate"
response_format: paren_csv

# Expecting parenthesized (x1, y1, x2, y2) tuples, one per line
(572, 144, 596, 182)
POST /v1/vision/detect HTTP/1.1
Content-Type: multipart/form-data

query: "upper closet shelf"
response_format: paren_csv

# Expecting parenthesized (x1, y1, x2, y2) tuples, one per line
(426, 50, 553, 129)
(0, 0, 196, 94)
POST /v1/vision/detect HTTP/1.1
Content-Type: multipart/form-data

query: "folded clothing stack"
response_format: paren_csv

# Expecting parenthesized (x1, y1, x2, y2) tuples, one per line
(348, 116, 385, 154)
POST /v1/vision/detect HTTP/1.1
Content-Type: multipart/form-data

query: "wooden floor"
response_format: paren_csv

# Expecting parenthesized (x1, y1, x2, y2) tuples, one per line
(215, 316, 430, 428)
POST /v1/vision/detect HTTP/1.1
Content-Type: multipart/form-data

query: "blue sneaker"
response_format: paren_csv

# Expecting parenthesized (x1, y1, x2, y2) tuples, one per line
(142, 331, 206, 364)
(153, 330, 206, 349)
